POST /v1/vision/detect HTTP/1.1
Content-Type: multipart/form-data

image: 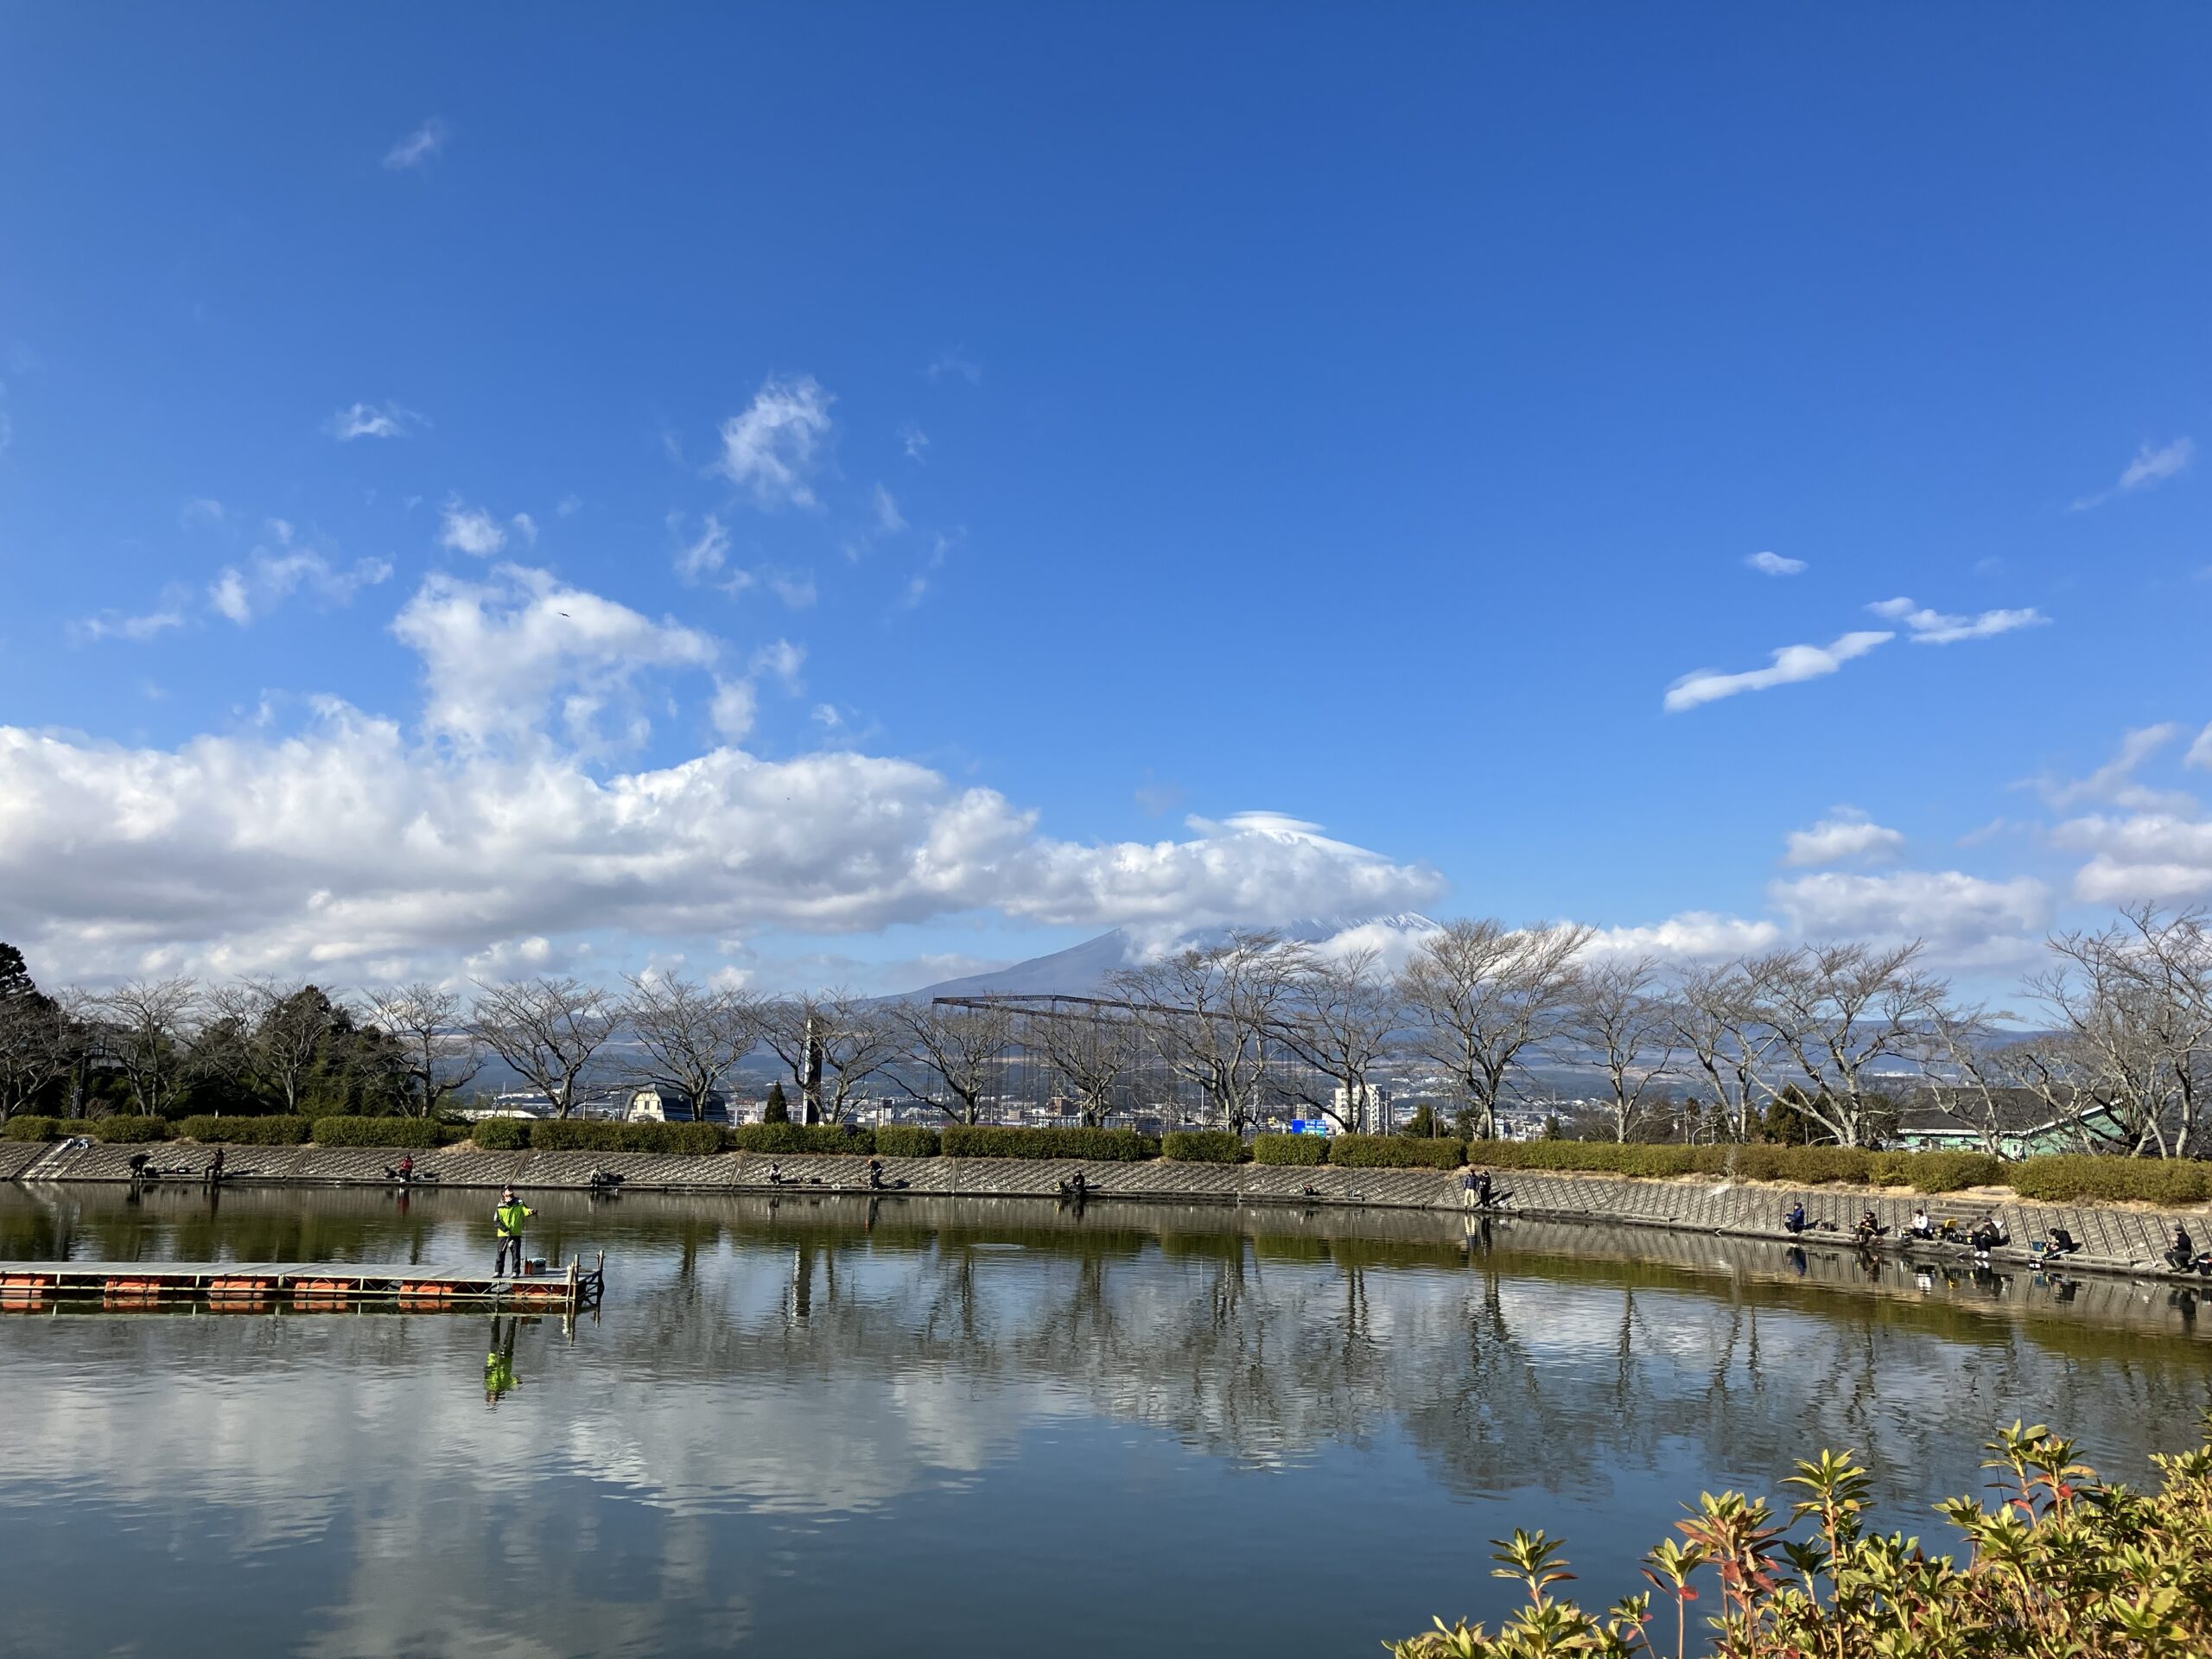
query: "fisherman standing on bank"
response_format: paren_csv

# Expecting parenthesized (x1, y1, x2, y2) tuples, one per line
(493, 1186, 534, 1277)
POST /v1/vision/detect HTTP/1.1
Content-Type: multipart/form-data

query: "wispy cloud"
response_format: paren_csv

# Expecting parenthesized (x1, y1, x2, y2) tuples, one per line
(1745, 550, 1806, 576)
(714, 375, 833, 509)
(901, 424, 930, 462)
(2033, 723, 2195, 812)
(1865, 596, 2050, 644)
(439, 499, 507, 558)
(927, 348, 982, 385)
(326, 401, 423, 442)
(2189, 722, 2212, 772)
(672, 512, 729, 582)
(181, 498, 226, 526)
(72, 598, 189, 644)
(1663, 630, 1891, 713)
(383, 118, 448, 171)
(209, 545, 391, 626)
(872, 484, 906, 534)
(2070, 436, 2192, 510)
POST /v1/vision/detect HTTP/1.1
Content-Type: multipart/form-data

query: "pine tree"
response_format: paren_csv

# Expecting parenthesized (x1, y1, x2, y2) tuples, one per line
(762, 1080, 791, 1124)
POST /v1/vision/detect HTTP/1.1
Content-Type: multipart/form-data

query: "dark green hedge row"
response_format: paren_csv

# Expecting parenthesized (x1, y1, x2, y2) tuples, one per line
(529, 1120, 728, 1154)
(731, 1122, 874, 1154)
(2008, 1155, 2212, 1206)
(1253, 1133, 1330, 1166)
(177, 1116, 313, 1146)
(309, 1116, 462, 1148)
(469, 1117, 530, 1150)
(874, 1124, 942, 1158)
(1162, 1129, 1244, 1164)
(1330, 1134, 1468, 1169)
(1459, 1141, 2004, 1192)
(941, 1125, 1159, 1161)
(2, 1116, 60, 1141)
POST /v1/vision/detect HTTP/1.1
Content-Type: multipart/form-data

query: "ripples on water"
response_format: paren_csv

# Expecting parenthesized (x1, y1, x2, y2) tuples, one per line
(1, 1185, 2208, 1656)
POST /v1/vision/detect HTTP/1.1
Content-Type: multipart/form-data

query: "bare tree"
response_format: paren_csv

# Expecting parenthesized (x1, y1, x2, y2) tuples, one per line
(94, 976, 202, 1118)
(0, 983, 81, 1122)
(1033, 1001, 1142, 1127)
(890, 1000, 1015, 1123)
(469, 976, 620, 1118)
(759, 992, 902, 1124)
(1755, 941, 1943, 1147)
(366, 983, 486, 1116)
(1396, 919, 1591, 1141)
(205, 980, 346, 1117)
(1273, 947, 1402, 1132)
(1565, 956, 1676, 1143)
(1666, 958, 1785, 1143)
(1110, 931, 1307, 1134)
(620, 974, 762, 1113)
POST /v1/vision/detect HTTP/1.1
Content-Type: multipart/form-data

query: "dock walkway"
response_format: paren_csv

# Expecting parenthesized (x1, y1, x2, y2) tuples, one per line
(0, 1255, 603, 1312)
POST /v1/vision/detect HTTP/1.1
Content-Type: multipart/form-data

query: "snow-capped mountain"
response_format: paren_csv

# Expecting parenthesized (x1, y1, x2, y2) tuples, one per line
(895, 912, 1441, 1001)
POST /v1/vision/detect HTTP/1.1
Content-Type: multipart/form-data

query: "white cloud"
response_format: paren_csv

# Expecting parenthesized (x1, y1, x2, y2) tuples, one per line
(1662, 630, 1891, 712)
(2056, 813, 2212, 904)
(873, 484, 906, 534)
(326, 401, 423, 442)
(390, 563, 720, 747)
(750, 639, 804, 691)
(181, 498, 226, 525)
(1865, 596, 2050, 645)
(1770, 869, 2050, 957)
(1580, 912, 1784, 963)
(0, 725, 1442, 983)
(1782, 809, 1904, 868)
(714, 376, 833, 509)
(901, 425, 929, 462)
(439, 499, 507, 557)
(2070, 436, 2192, 510)
(382, 118, 448, 171)
(764, 569, 817, 609)
(556, 494, 582, 518)
(511, 512, 537, 545)
(708, 677, 757, 741)
(673, 513, 729, 582)
(1745, 550, 1806, 576)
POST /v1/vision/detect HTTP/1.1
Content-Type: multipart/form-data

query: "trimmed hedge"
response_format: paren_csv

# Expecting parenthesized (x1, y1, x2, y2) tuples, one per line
(2, 1116, 59, 1141)
(1330, 1133, 1466, 1169)
(469, 1117, 531, 1150)
(1162, 1129, 1244, 1164)
(874, 1124, 941, 1158)
(1254, 1133, 1329, 1166)
(2009, 1155, 2212, 1207)
(1869, 1149, 2003, 1192)
(941, 1125, 1159, 1161)
(310, 1116, 459, 1149)
(1459, 1141, 2006, 1193)
(732, 1122, 874, 1155)
(178, 1115, 312, 1146)
(59, 1116, 175, 1143)
(526, 1119, 728, 1155)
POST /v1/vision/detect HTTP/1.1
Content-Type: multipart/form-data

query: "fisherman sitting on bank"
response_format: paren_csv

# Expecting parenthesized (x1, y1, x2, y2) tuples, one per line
(1853, 1209, 1885, 1244)
(1968, 1217, 2008, 1255)
(1783, 1202, 1808, 1236)
(2167, 1224, 2198, 1274)
(493, 1187, 534, 1277)
(1909, 1206, 1935, 1240)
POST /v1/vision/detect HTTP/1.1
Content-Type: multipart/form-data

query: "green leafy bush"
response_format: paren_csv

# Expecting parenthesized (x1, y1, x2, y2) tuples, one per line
(1391, 1421, 2212, 1659)
(1869, 1149, 2003, 1192)
(526, 1119, 728, 1154)
(309, 1116, 459, 1149)
(731, 1122, 874, 1154)
(1329, 1133, 1465, 1169)
(1253, 1133, 1329, 1166)
(941, 1125, 1158, 1161)
(1, 1116, 60, 1141)
(177, 1115, 312, 1146)
(873, 1124, 941, 1158)
(2009, 1154, 2212, 1206)
(468, 1117, 531, 1150)
(1732, 1144, 1873, 1185)
(1162, 1129, 1244, 1163)
(1465, 1141, 1700, 1176)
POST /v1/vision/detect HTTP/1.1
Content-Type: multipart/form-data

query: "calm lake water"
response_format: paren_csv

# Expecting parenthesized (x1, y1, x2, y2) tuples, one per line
(3, 1184, 2209, 1657)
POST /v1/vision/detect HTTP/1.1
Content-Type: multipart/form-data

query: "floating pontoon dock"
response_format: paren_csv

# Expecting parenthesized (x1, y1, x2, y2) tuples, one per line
(0, 1254, 605, 1313)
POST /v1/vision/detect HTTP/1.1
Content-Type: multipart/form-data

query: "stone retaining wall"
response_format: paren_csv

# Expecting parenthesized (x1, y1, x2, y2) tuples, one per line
(13, 1140, 2208, 1283)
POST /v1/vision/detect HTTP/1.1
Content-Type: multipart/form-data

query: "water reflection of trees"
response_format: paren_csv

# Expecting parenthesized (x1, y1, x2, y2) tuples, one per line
(7, 1187, 2209, 1509)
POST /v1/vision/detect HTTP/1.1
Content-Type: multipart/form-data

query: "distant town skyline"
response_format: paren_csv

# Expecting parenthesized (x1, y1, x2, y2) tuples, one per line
(1, 7, 2207, 993)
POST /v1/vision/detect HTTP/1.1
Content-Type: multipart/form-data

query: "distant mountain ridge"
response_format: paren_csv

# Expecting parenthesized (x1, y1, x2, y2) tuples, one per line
(893, 912, 1441, 1002)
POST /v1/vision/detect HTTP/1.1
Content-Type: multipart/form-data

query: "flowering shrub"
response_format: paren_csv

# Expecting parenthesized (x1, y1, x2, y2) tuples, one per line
(1392, 1421, 2212, 1657)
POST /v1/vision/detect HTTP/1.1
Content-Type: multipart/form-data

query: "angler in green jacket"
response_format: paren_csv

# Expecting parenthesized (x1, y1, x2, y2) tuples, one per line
(493, 1187, 534, 1277)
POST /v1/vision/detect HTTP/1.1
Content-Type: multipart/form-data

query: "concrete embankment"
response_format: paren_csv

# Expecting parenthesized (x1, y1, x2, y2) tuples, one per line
(9, 1137, 2207, 1284)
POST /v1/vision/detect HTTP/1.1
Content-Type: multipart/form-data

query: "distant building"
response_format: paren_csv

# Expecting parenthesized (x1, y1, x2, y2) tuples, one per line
(1332, 1084, 1394, 1134)
(627, 1087, 731, 1125)
(472, 1091, 555, 1120)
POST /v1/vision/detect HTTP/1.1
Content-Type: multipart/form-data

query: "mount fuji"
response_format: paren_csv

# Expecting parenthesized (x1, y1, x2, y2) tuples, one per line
(894, 913, 1442, 1001)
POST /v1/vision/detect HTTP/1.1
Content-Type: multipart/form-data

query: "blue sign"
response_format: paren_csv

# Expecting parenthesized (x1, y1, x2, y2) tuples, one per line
(1287, 1119, 1329, 1135)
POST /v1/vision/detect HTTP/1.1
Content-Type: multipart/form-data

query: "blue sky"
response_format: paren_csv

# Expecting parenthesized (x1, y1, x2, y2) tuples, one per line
(1, 6, 2207, 992)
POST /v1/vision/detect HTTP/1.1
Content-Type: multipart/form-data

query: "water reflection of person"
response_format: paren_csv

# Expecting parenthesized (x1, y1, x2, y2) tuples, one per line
(485, 1316, 520, 1406)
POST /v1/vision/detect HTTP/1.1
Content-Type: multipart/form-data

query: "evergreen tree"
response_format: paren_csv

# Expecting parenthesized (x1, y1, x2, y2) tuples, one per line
(762, 1080, 791, 1124)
